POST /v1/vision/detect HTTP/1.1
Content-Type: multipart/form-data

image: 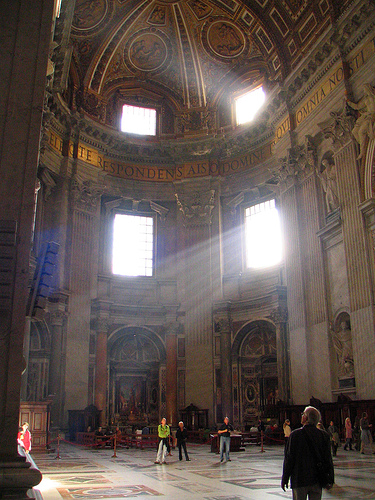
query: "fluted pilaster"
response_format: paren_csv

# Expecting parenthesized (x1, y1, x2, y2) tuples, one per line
(270, 307, 289, 403)
(94, 319, 109, 426)
(321, 110, 375, 397)
(217, 317, 232, 420)
(49, 301, 68, 429)
(166, 322, 178, 426)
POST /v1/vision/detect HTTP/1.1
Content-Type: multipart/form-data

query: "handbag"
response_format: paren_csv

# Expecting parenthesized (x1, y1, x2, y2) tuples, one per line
(302, 427, 334, 490)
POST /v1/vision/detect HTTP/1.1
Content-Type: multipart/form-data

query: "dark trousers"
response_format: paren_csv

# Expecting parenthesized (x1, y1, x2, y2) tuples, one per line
(344, 438, 352, 450)
(178, 440, 189, 460)
(331, 441, 338, 456)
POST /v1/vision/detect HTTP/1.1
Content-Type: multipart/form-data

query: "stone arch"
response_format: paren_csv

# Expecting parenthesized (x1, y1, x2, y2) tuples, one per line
(27, 319, 51, 401)
(107, 326, 166, 426)
(232, 319, 277, 426)
(108, 325, 166, 361)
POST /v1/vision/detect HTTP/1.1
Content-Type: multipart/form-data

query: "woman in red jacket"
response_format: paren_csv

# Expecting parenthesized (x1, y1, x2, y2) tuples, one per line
(17, 422, 31, 454)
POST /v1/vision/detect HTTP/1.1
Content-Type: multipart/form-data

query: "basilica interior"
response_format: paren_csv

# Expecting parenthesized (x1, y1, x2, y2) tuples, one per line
(1, 0, 375, 496)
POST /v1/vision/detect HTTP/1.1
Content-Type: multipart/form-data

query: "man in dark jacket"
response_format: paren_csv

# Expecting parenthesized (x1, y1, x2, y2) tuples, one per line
(281, 406, 334, 499)
(176, 421, 190, 461)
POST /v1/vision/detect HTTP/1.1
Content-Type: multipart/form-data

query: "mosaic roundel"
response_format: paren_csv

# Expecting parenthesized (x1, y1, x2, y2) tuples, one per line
(206, 20, 245, 59)
(126, 31, 170, 73)
(72, 0, 108, 31)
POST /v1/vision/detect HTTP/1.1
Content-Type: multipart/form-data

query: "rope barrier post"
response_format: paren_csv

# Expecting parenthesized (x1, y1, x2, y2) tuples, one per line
(260, 430, 265, 453)
(55, 433, 61, 459)
(112, 435, 117, 458)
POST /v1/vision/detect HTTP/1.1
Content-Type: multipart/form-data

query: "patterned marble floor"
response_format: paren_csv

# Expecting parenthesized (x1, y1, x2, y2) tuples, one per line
(30, 441, 375, 499)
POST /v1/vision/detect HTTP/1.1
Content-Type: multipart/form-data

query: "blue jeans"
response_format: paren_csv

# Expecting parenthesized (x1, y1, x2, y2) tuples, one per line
(220, 436, 230, 461)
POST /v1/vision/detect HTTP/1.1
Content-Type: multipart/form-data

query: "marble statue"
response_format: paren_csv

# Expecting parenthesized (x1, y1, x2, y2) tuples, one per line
(347, 83, 375, 160)
(331, 320, 354, 378)
(316, 159, 339, 212)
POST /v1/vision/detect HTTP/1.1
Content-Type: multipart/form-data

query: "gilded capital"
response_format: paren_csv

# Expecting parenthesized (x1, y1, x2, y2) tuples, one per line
(270, 307, 288, 324)
(71, 179, 101, 214)
(214, 317, 231, 333)
(175, 189, 215, 226)
(50, 310, 66, 326)
(94, 318, 110, 333)
(318, 106, 354, 151)
(165, 322, 180, 336)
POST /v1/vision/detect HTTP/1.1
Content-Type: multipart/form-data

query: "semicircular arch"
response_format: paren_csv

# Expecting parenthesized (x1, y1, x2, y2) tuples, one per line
(232, 319, 276, 358)
(108, 325, 166, 362)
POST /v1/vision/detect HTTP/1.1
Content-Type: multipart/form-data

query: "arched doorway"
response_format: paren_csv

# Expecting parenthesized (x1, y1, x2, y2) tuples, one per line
(108, 327, 166, 428)
(233, 320, 277, 426)
(26, 320, 51, 401)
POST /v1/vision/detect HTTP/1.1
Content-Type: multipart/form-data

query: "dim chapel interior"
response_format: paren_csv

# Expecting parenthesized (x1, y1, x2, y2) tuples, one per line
(2, 0, 375, 494)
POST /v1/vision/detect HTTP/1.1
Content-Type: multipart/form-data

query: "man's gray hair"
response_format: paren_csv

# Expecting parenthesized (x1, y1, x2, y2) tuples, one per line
(304, 406, 321, 425)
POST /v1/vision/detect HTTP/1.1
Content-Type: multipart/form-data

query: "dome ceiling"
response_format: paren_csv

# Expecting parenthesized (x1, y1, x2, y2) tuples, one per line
(54, 0, 350, 137)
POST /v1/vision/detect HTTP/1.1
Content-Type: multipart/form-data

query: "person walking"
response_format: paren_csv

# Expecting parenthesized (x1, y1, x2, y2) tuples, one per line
(281, 406, 334, 499)
(155, 417, 170, 464)
(360, 412, 373, 455)
(328, 421, 340, 457)
(343, 417, 353, 451)
(218, 416, 233, 463)
(176, 421, 190, 461)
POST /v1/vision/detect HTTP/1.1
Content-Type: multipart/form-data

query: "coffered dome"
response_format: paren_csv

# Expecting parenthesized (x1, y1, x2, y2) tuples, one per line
(53, 0, 349, 139)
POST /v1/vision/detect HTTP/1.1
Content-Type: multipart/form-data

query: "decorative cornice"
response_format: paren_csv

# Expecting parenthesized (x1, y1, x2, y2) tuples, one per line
(150, 201, 169, 223)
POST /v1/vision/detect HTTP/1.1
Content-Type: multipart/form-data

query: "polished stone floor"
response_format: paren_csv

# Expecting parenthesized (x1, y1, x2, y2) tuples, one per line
(30, 441, 375, 499)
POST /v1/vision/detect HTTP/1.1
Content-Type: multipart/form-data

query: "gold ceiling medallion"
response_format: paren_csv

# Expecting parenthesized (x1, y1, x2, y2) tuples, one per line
(202, 19, 247, 61)
(188, 0, 213, 20)
(148, 5, 167, 26)
(72, 0, 108, 31)
(124, 29, 172, 74)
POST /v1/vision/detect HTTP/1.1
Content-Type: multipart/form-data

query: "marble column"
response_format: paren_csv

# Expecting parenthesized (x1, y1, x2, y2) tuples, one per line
(0, 0, 54, 496)
(166, 323, 178, 426)
(94, 320, 108, 427)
